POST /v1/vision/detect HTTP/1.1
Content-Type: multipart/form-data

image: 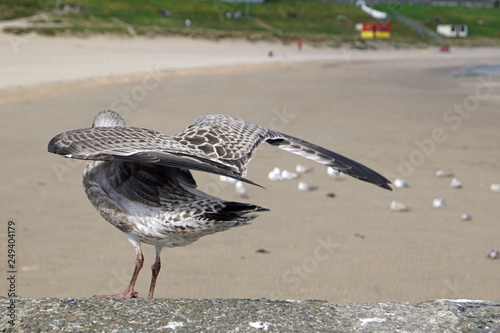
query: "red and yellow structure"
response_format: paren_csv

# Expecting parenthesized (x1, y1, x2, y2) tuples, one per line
(361, 22, 391, 39)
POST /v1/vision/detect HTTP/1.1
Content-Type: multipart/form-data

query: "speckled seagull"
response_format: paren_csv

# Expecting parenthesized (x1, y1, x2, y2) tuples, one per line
(48, 110, 391, 298)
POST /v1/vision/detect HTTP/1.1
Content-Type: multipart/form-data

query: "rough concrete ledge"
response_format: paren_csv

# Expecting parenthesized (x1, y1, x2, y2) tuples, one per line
(1, 297, 499, 332)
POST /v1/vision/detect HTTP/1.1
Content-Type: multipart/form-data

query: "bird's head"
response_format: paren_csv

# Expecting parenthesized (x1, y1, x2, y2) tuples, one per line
(92, 110, 126, 128)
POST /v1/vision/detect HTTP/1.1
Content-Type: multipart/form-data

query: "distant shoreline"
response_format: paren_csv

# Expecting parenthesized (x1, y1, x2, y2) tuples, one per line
(1, 32, 499, 96)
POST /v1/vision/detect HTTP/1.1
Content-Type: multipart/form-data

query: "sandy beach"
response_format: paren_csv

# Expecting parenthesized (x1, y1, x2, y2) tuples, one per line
(0, 30, 499, 303)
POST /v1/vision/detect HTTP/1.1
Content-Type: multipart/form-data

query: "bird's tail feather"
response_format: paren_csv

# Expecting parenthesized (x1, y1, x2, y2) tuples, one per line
(203, 201, 269, 222)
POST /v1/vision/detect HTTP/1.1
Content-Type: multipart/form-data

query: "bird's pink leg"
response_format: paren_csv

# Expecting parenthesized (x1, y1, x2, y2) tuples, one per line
(94, 246, 144, 298)
(148, 246, 162, 298)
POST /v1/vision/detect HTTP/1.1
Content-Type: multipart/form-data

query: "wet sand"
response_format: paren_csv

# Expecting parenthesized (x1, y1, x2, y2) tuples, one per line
(0, 33, 499, 303)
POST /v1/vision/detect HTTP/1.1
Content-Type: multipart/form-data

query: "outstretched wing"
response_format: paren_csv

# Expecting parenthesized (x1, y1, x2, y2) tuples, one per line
(48, 114, 391, 190)
(174, 115, 392, 190)
(47, 126, 259, 186)
(173, 115, 271, 177)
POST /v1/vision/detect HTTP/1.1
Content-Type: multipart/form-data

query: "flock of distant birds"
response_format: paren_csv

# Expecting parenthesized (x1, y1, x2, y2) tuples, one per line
(220, 164, 500, 260)
(219, 163, 341, 197)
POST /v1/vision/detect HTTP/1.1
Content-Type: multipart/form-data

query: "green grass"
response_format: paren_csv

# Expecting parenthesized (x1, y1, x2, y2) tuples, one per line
(0, 0, 53, 20)
(1, 0, 499, 46)
(72, 0, 374, 35)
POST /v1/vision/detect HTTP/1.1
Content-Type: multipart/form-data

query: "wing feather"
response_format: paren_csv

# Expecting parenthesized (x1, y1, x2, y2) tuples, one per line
(47, 127, 259, 186)
(174, 115, 392, 190)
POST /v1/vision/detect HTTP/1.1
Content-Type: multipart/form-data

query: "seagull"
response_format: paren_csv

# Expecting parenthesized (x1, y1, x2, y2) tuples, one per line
(48, 110, 391, 298)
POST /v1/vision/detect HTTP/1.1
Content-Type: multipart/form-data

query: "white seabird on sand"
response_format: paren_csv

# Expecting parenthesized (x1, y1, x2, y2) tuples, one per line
(390, 200, 410, 212)
(433, 198, 446, 208)
(234, 181, 247, 198)
(268, 167, 298, 181)
(327, 166, 342, 178)
(298, 181, 318, 191)
(394, 179, 410, 188)
(295, 164, 312, 174)
(436, 170, 454, 178)
(268, 167, 284, 181)
(487, 249, 499, 259)
(450, 178, 462, 189)
(281, 169, 298, 180)
(219, 175, 238, 184)
(48, 110, 391, 298)
(461, 213, 472, 221)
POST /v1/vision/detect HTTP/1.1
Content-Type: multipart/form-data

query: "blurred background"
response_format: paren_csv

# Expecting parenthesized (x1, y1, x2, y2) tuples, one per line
(0, 0, 499, 303)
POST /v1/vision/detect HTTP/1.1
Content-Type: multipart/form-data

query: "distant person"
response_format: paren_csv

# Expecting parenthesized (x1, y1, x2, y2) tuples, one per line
(439, 45, 450, 53)
(297, 40, 303, 51)
(268, 50, 274, 57)
(185, 18, 191, 28)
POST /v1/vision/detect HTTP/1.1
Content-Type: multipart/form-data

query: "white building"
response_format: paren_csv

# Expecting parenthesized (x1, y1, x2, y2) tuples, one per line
(436, 24, 468, 38)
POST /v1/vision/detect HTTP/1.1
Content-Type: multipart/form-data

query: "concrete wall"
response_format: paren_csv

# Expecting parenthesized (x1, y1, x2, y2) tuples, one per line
(1, 297, 499, 332)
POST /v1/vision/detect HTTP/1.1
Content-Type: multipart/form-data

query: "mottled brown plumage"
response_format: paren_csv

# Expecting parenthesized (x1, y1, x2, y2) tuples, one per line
(48, 110, 390, 298)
